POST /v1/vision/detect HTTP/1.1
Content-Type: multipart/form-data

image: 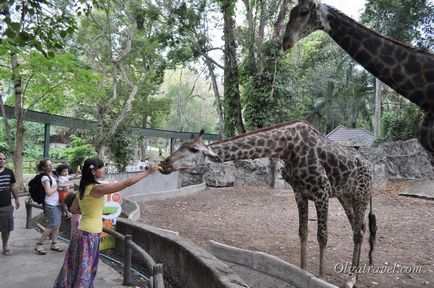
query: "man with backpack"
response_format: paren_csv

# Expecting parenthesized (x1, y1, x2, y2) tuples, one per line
(0, 152, 20, 256)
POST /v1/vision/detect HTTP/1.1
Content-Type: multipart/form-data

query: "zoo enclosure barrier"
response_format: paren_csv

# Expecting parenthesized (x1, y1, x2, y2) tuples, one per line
(7, 159, 70, 174)
(25, 199, 165, 288)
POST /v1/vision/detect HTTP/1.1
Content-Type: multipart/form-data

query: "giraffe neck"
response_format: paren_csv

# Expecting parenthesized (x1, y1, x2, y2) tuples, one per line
(322, 5, 434, 110)
(208, 122, 304, 162)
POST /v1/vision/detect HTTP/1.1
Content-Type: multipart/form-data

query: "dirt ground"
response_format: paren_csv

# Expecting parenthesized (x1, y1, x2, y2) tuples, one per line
(138, 180, 434, 288)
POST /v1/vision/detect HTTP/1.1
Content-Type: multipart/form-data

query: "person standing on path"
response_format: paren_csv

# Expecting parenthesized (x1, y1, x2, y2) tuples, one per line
(53, 157, 159, 288)
(0, 152, 20, 256)
(35, 158, 63, 255)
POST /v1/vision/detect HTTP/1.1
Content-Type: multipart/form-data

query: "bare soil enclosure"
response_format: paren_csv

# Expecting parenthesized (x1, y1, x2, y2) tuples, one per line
(138, 180, 433, 288)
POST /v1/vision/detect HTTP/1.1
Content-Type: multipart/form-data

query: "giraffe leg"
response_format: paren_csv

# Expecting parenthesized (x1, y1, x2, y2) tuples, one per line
(338, 196, 355, 230)
(352, 200, 368, 269)
(295, 194, 309, 271)
(315, 198, 329, 277)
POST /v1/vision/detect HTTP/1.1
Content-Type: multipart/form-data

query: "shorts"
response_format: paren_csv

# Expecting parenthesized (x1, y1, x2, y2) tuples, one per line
(44, 204, 62, 229)
(0, 205, 14, 232)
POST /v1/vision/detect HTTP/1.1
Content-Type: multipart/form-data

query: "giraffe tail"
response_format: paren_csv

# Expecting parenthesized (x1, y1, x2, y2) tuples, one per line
(368, 195, 377, 265)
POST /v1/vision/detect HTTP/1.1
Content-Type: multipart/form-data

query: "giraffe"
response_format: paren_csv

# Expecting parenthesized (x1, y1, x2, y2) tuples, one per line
(159, 121, 376, 283)
(282, 0, 434, 162)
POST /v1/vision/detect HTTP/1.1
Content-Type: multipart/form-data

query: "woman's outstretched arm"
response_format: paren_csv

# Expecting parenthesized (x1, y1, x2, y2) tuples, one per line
(90, 164, 159, 198)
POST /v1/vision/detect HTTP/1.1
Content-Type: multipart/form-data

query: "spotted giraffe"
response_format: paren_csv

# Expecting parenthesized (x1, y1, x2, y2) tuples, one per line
(282, 0, 434, 163)
(159, 121, 376, 282)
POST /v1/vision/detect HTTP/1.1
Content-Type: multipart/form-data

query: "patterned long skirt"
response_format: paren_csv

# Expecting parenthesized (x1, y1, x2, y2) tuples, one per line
(53, 230, 100, 288)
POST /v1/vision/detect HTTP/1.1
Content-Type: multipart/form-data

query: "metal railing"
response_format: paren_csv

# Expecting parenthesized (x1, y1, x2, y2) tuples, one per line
(25, 199, 164, 288)
(7, 159, 70, 174)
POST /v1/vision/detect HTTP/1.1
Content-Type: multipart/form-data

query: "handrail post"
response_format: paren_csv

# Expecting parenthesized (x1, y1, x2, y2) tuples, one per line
(25, 199, 32, 229)
(153, 263, 164, 288)
(123, 235, 132, 286)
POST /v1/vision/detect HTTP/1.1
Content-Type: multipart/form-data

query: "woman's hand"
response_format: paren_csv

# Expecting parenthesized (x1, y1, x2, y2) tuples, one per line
(146, 163, 159, 173)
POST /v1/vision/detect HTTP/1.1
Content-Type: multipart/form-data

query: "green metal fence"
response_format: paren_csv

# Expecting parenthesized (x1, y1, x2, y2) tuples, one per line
(6, 159, 69, 174)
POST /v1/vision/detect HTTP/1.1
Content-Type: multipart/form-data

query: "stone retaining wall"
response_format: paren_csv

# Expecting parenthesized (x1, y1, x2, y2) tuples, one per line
(360, 138, 433, 180)
(115, 218, 250, 288)
(208, 241, 337, 288)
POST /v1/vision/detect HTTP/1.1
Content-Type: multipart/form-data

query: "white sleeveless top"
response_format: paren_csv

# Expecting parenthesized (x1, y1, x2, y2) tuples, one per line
(41, 175, 59, 206)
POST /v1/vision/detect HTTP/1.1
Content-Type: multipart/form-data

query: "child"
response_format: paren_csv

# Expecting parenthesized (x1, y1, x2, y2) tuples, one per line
(63, 192, 81, 240)
(56, 164, 81, 217)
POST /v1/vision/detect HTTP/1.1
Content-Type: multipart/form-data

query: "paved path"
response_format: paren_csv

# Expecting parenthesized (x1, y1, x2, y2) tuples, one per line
(0, 202, 126, 288)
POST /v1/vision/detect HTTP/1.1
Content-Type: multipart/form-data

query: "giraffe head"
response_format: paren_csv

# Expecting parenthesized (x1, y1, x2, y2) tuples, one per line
(282, 0, 329, 52)
(158, 130, 222, 175)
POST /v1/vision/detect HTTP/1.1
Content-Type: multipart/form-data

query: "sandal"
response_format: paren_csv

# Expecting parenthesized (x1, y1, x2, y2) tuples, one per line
(2, 249, 12, 256)
(35, 243, 47, 255)
(50, 243, 63, 252)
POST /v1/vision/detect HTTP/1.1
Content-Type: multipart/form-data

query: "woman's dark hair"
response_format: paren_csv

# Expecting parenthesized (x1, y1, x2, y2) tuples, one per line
(36, 158, 51, 172)
(56, 164, 70, 175)
(64, 192, 76, 210)
(79, 158, 104, 200)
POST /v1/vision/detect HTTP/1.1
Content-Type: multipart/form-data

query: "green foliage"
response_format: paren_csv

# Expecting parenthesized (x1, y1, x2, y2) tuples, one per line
(108, 126, 134, 172)
(242, 42, 295, 130)
(362, 0, 434, 51)
(0, 0, 80, 57)
(147, 97, 172, 129)
(64, 135, 97, 171)
(162, 69, 218, 133)
(49, 148, 67, 161)
(375, 103, 423, 144)
(283, 33, 374, 133)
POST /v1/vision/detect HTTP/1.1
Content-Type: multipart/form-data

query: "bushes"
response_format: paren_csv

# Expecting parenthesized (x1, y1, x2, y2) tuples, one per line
(64, 135, 97, 171)
(375, 103, 423, 145)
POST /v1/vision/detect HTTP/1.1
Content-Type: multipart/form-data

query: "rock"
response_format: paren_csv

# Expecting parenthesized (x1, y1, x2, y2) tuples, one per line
(360, 138, 434, 180)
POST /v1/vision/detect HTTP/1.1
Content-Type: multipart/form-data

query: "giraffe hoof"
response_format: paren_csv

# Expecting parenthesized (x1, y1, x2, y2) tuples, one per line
(344, 276, 357, 288)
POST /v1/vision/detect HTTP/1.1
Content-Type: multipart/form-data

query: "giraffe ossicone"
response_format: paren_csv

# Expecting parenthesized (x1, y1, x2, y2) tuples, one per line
(159, 121, 376, 284)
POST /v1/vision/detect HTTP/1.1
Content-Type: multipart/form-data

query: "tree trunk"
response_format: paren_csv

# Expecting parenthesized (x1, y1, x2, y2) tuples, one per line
(205, 59, 224, 139)
(221, 0, 245, 137)
(242, 0, 256, 70)
(140, 99, 149, 158)
(10, 47, 24, 190)
(0, 95, 14, 154)
(374, 78, 382, 139)
(257, 0, 266, 47)
(373, 9, 382, 140)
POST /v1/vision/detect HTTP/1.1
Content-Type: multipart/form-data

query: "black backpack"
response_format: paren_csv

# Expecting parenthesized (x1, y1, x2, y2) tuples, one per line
(28, 173, 52, 204)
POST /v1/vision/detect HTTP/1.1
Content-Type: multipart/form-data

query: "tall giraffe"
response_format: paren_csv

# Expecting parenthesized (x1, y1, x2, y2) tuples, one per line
(282, 0, 434, 160)
(159, 121, 376, 282)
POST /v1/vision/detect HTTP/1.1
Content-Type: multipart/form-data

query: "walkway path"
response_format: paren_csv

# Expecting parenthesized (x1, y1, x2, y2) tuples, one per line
(0, 202, 126, 288)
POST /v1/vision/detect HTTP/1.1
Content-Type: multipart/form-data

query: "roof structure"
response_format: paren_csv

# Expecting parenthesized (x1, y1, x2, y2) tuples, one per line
(326, 125, 374, 147)
(2, 105, 219, 141)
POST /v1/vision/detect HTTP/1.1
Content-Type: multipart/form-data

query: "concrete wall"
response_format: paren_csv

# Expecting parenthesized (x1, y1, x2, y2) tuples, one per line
(123, 183, 206, 221)
(104, 171, 180, 198)
(115, 218, 250, 288)
(208, 241, 337, 288)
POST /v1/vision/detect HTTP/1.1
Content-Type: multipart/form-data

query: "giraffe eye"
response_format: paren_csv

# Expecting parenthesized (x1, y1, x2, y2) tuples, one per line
(299, 9, 310, 17)
(189, 148, 199, 153)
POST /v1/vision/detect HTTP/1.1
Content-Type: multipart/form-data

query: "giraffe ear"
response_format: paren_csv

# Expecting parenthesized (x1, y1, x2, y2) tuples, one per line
(204, 150, 222, 163)
(196, 129, 205, 142)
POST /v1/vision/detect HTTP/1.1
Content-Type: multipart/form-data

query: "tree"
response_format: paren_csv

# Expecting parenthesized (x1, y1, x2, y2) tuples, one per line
(362, 0, 434, 140)
(285, 33, 373, 133)
(239, 0, 294, 130)
(219, 0, 245, 136)
(0, 0, 80, 188)
(73, 0, 167, 157)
